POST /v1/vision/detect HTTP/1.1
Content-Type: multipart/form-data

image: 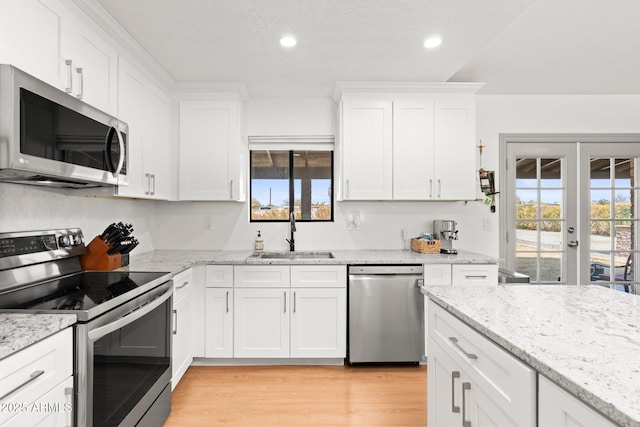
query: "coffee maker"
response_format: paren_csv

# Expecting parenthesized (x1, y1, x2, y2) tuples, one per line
(433, 219, 458, 254)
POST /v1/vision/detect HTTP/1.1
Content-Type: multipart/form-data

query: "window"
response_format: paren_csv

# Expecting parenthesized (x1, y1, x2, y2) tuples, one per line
(250, 150, 333, 222)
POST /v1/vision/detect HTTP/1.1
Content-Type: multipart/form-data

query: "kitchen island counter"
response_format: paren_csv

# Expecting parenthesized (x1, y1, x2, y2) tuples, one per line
(0, 313, 76, 360)
(125, 249, 497, 273)
(425, 285, 640, 427)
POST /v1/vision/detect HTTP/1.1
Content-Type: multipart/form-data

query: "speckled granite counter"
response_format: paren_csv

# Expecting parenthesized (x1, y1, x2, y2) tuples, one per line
(0, 313, 76, 360)
(425, 285, 640, 427)
(124, 249, 497, 273)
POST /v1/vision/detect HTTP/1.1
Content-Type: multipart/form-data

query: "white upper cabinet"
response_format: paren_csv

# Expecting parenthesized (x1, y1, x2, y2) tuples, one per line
(116, 58, 170, 199)
(0, 0, 118, 116)
(179, 99, 247, 201)
(393, 100, 435, 199)
(340, 99, 393, 200)
(0, 0, 63, 88)
(335, 84, 483, 201)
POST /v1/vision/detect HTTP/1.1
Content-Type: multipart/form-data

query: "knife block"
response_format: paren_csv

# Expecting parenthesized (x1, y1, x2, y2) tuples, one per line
(80, 237, 121, 271)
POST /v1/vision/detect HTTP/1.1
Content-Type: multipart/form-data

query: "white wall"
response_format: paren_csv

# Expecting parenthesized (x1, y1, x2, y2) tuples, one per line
(476, 94, 640, 258)
(0, 183, 158, 253)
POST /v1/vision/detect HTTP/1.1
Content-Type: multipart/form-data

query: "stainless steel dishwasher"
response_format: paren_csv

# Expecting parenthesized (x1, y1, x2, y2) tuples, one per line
(348, 265, 424, 364)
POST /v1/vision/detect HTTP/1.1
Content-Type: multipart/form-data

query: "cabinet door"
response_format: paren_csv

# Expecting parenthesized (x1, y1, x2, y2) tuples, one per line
(179, 101, 241, 200)
(539, 376, 617, 427)
(433, 95, 476, 200)
(427, 338, 463, 427)
(172, 272, 193, 389)
(290, 288, 346, 358)
(205, 288, 233, 358)
(0, 0, 63, 88)
(341, 100, 393, 200)
(60, 10, 118, 115)
(116, 57, 146, 196)
(234, 288, 290, 358)
(393, 101, 436, 199)
(144, 83, 171, 199)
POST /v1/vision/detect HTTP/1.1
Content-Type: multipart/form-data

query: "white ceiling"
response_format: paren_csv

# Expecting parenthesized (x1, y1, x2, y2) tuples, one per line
(96, 0, 640, 97)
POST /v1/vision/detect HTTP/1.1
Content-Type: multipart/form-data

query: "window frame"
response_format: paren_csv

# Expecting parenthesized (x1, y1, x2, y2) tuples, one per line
(249, 149, 334, 223)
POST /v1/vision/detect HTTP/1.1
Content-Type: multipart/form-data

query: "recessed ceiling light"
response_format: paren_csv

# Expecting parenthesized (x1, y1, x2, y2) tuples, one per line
(279, 36, 297, 48)
(423, 36, 442, 49)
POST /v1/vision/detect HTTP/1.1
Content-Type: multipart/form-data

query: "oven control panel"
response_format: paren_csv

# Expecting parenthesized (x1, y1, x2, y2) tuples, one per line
(0, 229, 85, 269)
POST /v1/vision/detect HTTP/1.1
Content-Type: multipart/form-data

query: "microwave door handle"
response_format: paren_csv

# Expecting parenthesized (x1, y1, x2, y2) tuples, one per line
(105, 127, 116, 172)
(87, 287, 172, 341)
(113, 127, 125, 176)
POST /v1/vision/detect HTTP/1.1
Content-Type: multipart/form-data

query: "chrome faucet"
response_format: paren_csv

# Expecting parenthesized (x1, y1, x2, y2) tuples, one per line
(286, 212, 296, 251)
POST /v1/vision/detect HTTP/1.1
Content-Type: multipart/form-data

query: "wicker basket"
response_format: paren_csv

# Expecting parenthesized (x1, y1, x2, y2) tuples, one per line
(411, 238, 441, 254)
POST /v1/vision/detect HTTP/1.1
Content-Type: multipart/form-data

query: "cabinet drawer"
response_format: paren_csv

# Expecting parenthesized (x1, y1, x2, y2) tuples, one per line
(452, 264, 498, 285)
(290, 265, 346, 288)
(234, 265, 290, 288)
(423, 264, 452, 286)
(205, 265, 233, 288)
(173, 268, 193, 299)
(428, 301, 535, 425)
(0, 328, 73, 425)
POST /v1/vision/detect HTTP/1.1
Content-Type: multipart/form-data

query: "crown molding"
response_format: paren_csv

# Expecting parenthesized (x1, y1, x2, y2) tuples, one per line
(333, 81, 485, 101)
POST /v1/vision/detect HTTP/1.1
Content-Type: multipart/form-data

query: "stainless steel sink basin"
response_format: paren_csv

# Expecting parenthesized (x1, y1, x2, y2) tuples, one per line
(249, 251, 334, 260)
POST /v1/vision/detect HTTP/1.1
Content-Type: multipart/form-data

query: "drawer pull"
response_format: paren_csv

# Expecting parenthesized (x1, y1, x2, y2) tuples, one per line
(0, 370, 45, 400)
(464, 275, 488, 279)
(226, 290, 230, 313)
(449, 337, 478, 360)
(462, 382, 472, 427)
(176, 281, 190, 290)
(451, 371, 460, 413)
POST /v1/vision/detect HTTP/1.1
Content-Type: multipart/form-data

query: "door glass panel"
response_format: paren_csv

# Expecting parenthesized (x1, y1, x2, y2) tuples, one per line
(589, 156, 638, 294)
(515, 157, 566, 284)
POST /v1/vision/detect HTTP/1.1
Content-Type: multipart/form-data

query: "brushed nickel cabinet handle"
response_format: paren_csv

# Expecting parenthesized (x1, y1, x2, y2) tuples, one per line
(76, 67, 84, 99)
(65, 59, 73, 93)
(283, 292, 287, 313)
(449, 337, 478, 360)
(451, 371, 460, 413)
(150, 174, 156, 196)
(429, 179, 433, 198)
(0, 370, 45, 400)
(226, 290, 230, 313)
(173, 309, 178, 335)
(145, 173, 151, 195)
(438, 179, 442, 198)
(462, 382, 471, 427)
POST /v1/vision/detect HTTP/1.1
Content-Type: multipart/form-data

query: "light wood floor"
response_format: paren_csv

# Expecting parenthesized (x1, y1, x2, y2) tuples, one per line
(164, 365, 427, 426)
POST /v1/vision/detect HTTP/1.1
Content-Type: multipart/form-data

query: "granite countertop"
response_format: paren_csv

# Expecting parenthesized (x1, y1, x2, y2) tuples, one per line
(0, 313, 77, 360)
(124, 249, 498, 274)
(425, 285, 640, 427)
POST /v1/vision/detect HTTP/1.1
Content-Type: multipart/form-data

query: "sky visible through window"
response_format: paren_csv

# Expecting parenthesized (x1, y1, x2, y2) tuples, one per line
(252, 178, 331, 207)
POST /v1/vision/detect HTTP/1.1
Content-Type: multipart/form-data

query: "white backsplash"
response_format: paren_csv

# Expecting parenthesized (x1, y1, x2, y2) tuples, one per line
(0, 183, 158, 254)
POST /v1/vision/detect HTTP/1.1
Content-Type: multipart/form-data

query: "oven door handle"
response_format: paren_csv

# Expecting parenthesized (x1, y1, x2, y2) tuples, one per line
(88, 287, 172, 341)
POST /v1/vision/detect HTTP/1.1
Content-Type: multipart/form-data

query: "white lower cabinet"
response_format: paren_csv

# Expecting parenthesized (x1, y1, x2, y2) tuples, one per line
(428, 301, 536, 427)
(290, 287, 347, 358)
(231, 265, 347, 359)
(0, 328, 73, 426)
(234, 288, 290, 358)
(205, 288, 234, 358)
(172, 269, 193, 389)
(538, 376, 617, 427)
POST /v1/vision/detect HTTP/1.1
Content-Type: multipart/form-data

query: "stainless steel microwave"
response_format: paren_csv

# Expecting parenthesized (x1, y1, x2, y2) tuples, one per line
(0, 64, 128, 188)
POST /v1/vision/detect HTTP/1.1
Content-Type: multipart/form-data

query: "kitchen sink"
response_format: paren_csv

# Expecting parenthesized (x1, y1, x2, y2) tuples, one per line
(248, 251, 334, 260)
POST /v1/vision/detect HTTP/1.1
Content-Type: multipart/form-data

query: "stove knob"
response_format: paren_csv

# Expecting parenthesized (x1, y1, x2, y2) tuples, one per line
(59, 235, 71, 247)
(72, 234, 83, 246)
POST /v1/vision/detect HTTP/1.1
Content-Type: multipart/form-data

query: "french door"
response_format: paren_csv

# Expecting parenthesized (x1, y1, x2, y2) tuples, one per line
(503, 136, 640, 291)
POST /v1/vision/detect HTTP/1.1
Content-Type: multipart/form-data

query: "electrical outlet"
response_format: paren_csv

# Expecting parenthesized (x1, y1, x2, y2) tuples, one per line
(483, 218, 492, 231)
(204, 215, 213, 231)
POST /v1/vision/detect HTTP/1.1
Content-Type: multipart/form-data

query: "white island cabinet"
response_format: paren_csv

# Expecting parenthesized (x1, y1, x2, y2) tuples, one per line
(428, 301, 536, 427)
(539, 376, 617, 427)
(0, 328, 73, 427)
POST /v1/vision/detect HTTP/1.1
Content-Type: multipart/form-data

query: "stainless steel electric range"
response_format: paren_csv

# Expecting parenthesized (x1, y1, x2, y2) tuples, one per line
(0, 229, 173, 427)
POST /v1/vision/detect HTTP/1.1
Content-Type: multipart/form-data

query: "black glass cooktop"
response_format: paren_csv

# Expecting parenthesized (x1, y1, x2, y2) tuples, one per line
(0, 271, 169, 313)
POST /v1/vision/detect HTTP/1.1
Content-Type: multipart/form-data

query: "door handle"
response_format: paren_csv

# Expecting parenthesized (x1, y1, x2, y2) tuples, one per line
(449, 337, 478, 360)
(462, 382, 472, 427)
(429, 179, 433, 198)
(145, 173, 151, 195)
(451, 371, 460, 413)
(76, 67, 84, 99)
(568, 240, 579, 248)
(65, 59, 73, 93)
